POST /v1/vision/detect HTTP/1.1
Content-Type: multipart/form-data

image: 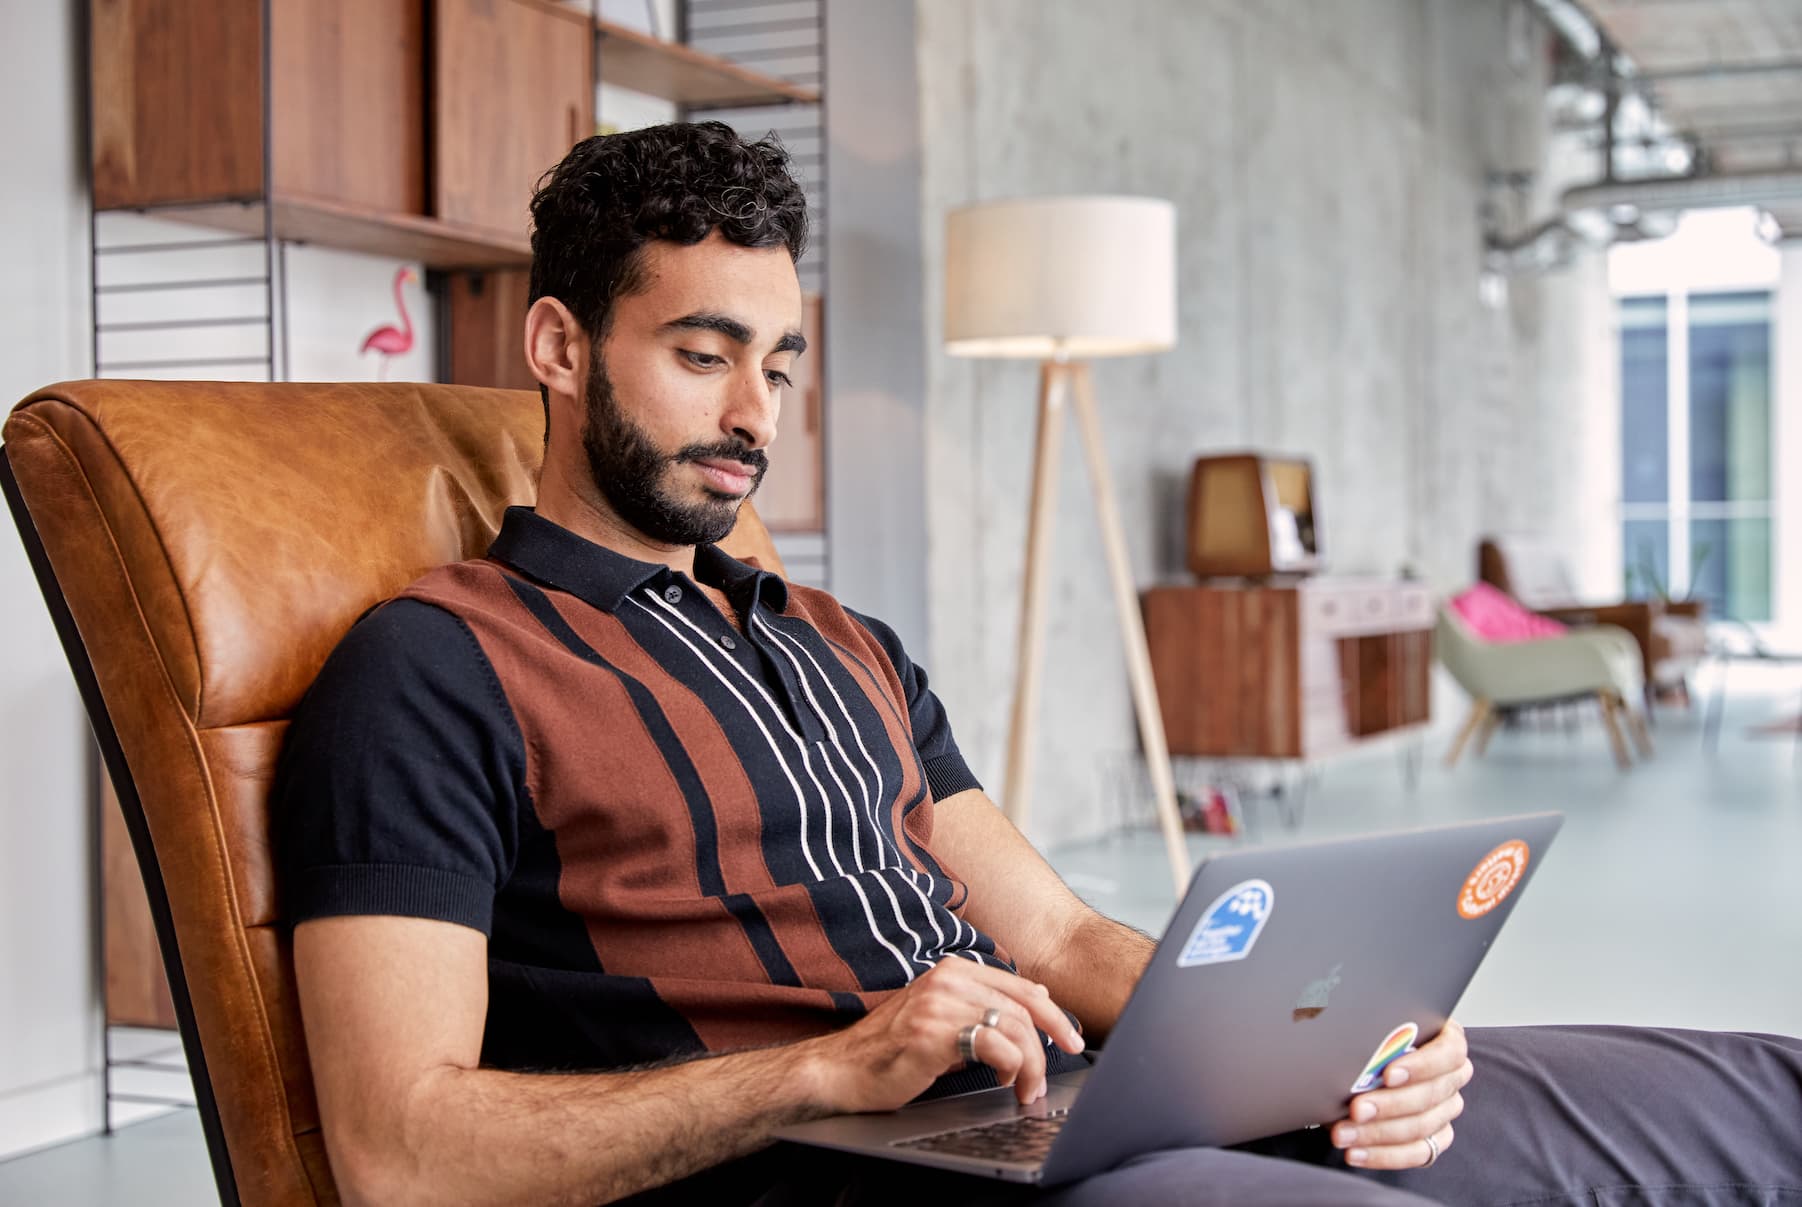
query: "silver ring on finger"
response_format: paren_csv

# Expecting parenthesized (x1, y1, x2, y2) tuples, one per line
(981, 1007, 1002, 1028)
(1422, 1133, 1440, 1168)
(957, 1021, 989, 1064)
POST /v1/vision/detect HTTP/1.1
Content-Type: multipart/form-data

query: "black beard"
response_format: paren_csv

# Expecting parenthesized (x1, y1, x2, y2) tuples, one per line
(580, 354, 768, 548)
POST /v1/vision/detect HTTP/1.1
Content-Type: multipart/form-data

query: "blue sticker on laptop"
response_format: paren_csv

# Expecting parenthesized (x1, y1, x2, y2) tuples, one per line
(1177, 879, 1274, 967)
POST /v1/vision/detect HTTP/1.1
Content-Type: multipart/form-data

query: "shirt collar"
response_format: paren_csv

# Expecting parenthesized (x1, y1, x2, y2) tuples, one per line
(487, 506, 788, 614)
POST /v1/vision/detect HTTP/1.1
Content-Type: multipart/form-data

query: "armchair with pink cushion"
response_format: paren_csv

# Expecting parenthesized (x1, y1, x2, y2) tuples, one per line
(1437, 591, 1652, 771)
(1478, 535, 1707, 705)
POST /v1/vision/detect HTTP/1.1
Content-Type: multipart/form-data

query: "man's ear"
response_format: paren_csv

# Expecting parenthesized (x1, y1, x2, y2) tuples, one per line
(524, 297, 588, 441)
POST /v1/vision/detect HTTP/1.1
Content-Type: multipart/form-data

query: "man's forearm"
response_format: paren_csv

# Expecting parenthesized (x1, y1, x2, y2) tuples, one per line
(928, 790, 1157, 1043)
(1037, 908, 1156, 1044)
(345, 1037, 835, 1207)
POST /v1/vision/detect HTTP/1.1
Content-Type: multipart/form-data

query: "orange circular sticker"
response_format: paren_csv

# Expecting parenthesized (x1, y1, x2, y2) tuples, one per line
(1457, 840, 1530, 919)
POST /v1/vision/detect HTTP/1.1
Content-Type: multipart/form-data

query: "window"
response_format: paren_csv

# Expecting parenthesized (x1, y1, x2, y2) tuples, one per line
(1618, 290, 1774, 621)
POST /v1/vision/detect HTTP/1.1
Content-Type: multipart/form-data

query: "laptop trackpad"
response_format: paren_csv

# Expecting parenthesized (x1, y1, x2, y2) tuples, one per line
(774, 1068, 1090, 1156)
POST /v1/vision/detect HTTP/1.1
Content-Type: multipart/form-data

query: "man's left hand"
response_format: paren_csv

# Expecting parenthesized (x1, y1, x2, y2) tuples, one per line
(1331, 1018, 1471, 1171)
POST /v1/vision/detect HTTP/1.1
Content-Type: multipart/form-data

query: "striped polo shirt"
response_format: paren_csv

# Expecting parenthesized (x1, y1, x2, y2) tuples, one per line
(276, 505, 1018, 1072)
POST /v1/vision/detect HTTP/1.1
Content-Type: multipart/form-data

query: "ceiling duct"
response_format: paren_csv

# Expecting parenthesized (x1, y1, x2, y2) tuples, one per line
(1489, 0, 1802, 272)
(1563, 169, 1802, 216)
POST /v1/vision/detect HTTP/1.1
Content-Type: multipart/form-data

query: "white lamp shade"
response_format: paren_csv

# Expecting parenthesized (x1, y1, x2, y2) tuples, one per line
(944, 195, 1177, 359)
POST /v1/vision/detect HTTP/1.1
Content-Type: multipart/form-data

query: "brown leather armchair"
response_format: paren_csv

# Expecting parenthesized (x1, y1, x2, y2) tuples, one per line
(1, 380, 785, 1206)
(1478, 535, 1707, 703)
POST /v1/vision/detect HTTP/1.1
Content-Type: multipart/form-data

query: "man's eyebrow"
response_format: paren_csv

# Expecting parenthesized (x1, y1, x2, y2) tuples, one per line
(663, 312, 806, 356)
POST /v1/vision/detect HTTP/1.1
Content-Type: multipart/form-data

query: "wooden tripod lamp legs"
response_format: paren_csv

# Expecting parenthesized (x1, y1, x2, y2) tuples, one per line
(1001, 363, 1067, 843)
(1001, 361, 1191, 896)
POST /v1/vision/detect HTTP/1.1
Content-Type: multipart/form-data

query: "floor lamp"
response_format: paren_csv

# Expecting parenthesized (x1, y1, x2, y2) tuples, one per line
(944, 196, 1191, 894)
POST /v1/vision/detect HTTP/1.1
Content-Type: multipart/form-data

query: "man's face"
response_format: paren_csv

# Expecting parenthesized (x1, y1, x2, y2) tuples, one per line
(581, 231, 804, 548)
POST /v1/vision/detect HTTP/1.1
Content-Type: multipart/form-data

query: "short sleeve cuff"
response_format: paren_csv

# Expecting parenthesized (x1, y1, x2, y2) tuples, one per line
(287, 864, 496, 935)
(921, 753, 982, 803)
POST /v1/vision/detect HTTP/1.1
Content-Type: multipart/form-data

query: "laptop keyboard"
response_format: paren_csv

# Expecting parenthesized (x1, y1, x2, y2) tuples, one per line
(892, 1107, 1071, 1164)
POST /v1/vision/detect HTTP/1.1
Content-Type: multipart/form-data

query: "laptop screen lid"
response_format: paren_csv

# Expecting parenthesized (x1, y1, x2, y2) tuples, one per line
(1038, 811, 1562, 1184)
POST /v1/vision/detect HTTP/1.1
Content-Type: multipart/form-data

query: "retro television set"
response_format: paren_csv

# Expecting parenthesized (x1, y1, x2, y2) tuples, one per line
(1186, 452, 1321, 579)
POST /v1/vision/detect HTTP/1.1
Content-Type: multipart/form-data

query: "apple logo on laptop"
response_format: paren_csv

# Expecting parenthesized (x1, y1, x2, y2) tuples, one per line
(1292, 963, 1343, 1022)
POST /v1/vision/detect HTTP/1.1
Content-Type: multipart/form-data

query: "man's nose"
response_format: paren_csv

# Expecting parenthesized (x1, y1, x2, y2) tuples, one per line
(723, 368, 779, 451)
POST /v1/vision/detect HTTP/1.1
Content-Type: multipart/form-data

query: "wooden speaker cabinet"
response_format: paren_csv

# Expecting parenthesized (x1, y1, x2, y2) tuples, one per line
(1143, 580, 1433, 760)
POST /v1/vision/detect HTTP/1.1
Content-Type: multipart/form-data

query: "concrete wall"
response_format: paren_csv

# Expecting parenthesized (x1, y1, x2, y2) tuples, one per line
(824, 0, 931, 656)
(0, 0, 104, 1161)
(918, 0, 1612, 848)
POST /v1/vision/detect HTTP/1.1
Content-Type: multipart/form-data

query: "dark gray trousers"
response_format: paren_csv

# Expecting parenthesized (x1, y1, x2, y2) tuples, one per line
(715, 1026, 1802, 1206)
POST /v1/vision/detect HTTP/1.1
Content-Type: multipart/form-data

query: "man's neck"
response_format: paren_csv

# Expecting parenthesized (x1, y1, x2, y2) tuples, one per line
(533, 468, 699, 579)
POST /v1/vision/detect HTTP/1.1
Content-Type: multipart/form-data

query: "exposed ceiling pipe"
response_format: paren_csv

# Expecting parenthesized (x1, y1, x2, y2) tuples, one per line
(1526, 0, 1601, 62)
(1491, 0, 1802, 273)
(1563, 168, 1802, 214)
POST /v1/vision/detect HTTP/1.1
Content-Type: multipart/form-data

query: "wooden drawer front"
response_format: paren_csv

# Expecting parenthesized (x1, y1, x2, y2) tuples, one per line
(434, 0, 594, 238)
(271, 0, 426, 216)
(1143, 586, 1301, 758)
(1392, 586, 1433, 631)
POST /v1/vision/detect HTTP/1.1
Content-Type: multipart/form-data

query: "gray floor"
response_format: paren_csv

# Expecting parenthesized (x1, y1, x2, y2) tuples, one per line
(5, 666, 1799, 1204)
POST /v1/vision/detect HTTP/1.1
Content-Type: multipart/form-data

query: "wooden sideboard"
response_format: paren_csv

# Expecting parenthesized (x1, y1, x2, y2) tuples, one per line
(1143, 580, 1433, 759)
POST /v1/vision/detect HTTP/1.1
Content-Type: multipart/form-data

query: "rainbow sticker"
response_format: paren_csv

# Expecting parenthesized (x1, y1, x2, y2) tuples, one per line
(1350, 1022, 1418, 1093)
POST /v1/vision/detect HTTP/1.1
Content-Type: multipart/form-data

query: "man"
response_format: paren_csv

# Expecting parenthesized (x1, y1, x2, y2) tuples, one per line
(276, 122, 1802, 1206)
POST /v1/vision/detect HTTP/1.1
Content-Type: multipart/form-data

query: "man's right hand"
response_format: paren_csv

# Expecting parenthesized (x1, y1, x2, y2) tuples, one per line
(804, 958, 1087, 1114)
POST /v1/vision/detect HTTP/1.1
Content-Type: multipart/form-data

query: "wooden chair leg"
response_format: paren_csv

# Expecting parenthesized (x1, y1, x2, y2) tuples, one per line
(1445, 699, 1491, 768)
(1627, 706, 1654, 759)
(1598, 692, 1633, 770)
(1473, 706, 1502, 757)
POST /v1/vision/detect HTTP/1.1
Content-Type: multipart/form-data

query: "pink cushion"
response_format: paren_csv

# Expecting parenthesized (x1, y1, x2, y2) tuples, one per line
(1450, 582, 1569, 643)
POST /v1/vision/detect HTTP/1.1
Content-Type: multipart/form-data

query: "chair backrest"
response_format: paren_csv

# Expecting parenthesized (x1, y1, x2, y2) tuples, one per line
(1, 380, 784, 1206)
(1477, 535, 1579, 611)
(1434, 605, 1488, 697)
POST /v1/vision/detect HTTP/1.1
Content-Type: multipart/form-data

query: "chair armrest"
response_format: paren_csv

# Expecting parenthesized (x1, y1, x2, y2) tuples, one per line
(1537, 601, 1654, 628)
(1538, 602, 1654, 673)
(1455, 627, 1644, 705)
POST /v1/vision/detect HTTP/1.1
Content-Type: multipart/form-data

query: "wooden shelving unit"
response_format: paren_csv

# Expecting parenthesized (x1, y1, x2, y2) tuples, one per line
(146, 196, 533, 271)
(596, 18, 820, 107)
(91, 0, 811, 279)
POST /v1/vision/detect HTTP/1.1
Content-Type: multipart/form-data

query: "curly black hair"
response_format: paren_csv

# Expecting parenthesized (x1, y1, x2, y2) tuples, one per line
(528, 121, 809, 368)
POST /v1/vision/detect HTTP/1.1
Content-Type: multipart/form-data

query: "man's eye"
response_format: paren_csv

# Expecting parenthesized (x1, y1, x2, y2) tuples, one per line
(681, 350, 723, 368)
(766, 371, 793, 388)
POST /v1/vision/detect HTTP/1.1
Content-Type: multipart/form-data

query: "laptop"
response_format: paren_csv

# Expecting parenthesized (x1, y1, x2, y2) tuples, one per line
(776, 812, 1562, 1185)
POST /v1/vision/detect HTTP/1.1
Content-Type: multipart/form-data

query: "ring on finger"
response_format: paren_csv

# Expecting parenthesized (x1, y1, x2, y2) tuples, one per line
(956, 1023, 981, 1063)
(1422, 1133, 1440, 1168)
(957, 1019, 996, 1063)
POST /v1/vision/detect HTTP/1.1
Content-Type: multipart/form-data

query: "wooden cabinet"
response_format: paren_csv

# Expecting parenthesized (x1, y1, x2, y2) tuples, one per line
(96, 0, 427, 216)
(270, 0, 427, 217)
(91, 0, 819, 389)
(433, 0, 593, 238)
(447, 269, 540, 392)
(1143, 580, 1432, 760)
(90, 0, 580, 262)
(91, 0, 266, 209)
(91, 0, 808, 267)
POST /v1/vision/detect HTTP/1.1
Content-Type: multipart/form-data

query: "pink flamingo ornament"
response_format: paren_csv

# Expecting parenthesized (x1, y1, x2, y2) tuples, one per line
(360, 266, 418, 380)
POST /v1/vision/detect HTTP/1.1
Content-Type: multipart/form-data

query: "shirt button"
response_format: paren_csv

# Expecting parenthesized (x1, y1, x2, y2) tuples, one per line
(663, 585, 683, 604)
(719, 634, 737, 650)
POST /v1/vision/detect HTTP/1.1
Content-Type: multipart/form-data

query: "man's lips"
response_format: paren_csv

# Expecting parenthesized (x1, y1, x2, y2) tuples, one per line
(691, 457, 757, 494)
